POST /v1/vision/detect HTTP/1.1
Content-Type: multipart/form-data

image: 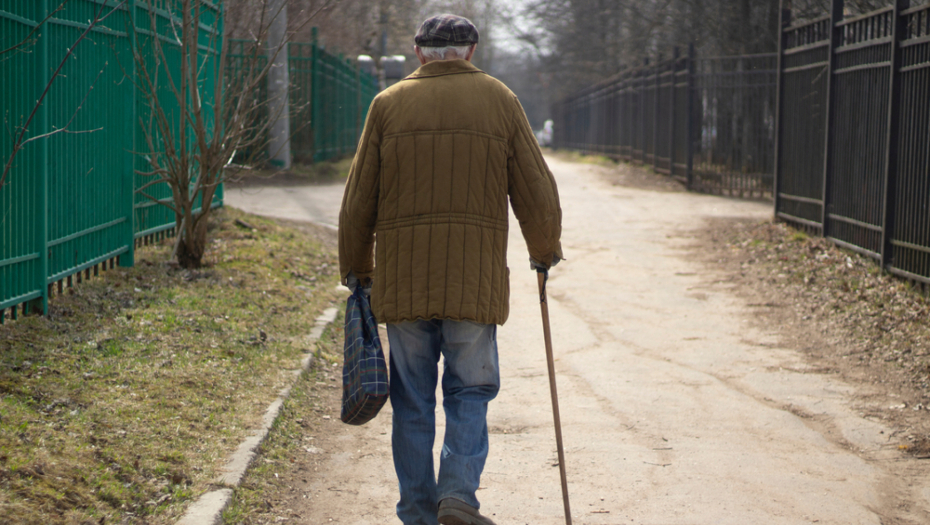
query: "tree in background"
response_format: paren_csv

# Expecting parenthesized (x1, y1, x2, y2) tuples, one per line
(225, 0, 427, 82)
(487, 50, 550, 129)
(213, 0, 910, 139)
(224, 1, 543, 128)
(225, 0, 513, 85)
(516, 0, 901, 102)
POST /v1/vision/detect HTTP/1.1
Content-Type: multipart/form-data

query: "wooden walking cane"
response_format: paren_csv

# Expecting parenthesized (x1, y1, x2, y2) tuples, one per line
(537, 269, 572, 525)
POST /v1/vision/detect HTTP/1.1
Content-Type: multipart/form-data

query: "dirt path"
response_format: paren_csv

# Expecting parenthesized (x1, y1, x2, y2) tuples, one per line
(225, 156, 930, 524)
(225, 182, 344, 229)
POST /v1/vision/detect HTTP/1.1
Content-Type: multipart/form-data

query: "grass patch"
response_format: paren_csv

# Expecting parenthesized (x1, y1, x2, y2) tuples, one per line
(288, 157, 354, 182)
(543, 148, 616, 167)
(0, 207, 341, 524)
(227, 157, 354, 186)
(220, 311, 344, 525)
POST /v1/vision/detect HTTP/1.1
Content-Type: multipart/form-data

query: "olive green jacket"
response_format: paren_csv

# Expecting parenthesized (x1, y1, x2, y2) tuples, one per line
(338, 59, 563, 325)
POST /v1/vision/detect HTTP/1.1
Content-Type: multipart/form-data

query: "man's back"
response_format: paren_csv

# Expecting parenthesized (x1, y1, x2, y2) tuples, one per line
(378, 59, 516, 139)
(340, 53, 560, 327)
(372, 59, 516, 251)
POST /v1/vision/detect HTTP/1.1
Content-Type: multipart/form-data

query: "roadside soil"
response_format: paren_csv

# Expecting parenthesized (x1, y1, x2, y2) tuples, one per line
(225, 154, 930, 525)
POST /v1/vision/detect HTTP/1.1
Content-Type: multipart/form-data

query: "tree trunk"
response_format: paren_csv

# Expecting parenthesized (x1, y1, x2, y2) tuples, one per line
(176, 215, 209, 268)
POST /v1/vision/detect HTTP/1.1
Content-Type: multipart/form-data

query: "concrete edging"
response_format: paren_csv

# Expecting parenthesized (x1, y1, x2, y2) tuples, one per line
(175, 305, 340, 525)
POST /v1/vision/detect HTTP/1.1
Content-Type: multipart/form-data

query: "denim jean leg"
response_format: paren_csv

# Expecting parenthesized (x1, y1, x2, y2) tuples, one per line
(388, 320, 442, 525)
(437, 321, 500, 509)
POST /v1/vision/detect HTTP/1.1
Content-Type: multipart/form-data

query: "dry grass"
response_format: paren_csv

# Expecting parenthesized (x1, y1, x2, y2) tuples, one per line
(0, 207, 341, 524)
(698, 218, 930, 451)
(544, 148, 617, 167)
(220, 313, 345, 525)
(226, 157, 354, 187)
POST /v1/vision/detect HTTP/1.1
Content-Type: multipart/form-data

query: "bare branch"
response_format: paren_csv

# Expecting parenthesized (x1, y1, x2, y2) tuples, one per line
(0, 1, 72, 56)
(1, 0, 127, 191)
(136, 191, 180, 215)
(130, 0, 340, 267)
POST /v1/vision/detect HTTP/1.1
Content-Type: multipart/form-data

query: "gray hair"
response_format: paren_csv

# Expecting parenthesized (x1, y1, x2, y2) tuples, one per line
(417, 44, 473, 61)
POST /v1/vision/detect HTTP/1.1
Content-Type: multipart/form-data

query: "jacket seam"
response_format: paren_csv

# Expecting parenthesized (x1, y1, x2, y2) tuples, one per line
(428, 133, 435, 313)
(444, 134, 454, 315)
(458, 135, 473, 316)
(377, 213, 508, 231)
(384, 129, 507, 144)
(409, 136, 418, 319)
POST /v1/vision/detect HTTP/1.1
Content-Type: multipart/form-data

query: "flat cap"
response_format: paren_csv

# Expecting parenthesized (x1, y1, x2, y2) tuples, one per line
(414, 14, 479, 47)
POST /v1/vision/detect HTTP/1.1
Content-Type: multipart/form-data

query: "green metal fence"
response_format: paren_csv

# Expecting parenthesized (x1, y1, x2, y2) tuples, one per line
(0, 0, 223, 321)
(225, 38, 268, 163)
(229, 28, 379, 164)
(291, 28, 379, 163)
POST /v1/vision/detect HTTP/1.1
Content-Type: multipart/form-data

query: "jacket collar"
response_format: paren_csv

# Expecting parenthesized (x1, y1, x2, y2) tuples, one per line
(404, 59, 484, 80)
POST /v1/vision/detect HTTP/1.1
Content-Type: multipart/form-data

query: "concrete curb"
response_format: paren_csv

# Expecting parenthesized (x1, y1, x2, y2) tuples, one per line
(175, 306, 340, 525)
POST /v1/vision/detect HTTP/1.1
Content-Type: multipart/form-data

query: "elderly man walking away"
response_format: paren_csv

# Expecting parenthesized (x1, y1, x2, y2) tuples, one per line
(338, 14, 563, 525)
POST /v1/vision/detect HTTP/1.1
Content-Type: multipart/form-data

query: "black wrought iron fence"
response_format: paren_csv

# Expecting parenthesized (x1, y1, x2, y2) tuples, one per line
(553, 48, 776, 199)
(774, 0, 930, 286)
(693, 54, 777, 198)
(554, 0, 930, 285)
(773, 15, 830, 229)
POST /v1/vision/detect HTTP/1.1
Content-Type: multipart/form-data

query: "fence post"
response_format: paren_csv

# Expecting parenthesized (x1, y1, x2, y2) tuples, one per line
(618, 72, 625, 158)
(345, 58, 350, 153)
(640, 58, 648, 164)
(356, 58, 362, 139)
(584, 92, 591, 154)
(337, 53, 343, 155)
(267, 0, 291, 168)
(669, 47, 679, 177)
(344, 55, 351, 155)
(581, 94, 588, 154)
(32, 0, 51, 316)
(773, 0, 791, 221)
(819, 0, 844, 236)
(686, 43, 695, 189)
(123, 0, 137, 269)
(310, 27, 319, 162)
(653, 56, 661, 172)
(880, 0, 909, 268)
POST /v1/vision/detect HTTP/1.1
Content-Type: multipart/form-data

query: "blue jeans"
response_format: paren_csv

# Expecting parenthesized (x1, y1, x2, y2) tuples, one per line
(387, 319, 500, 525)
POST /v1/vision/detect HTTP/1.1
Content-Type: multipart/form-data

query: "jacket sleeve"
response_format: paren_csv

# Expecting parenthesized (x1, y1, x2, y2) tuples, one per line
(338, 99, 382, 284)
(506, 95, 564, 267)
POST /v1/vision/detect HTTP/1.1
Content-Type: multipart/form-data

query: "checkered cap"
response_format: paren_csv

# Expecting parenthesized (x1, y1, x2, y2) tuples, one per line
(414, 14, 479, 47)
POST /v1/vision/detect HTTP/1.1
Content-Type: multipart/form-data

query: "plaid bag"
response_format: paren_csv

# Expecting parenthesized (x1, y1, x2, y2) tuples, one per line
(340, 286, 388, 425)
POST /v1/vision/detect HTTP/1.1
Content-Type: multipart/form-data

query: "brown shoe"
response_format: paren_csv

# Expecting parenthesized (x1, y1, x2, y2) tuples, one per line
(438, 498, 497, 525)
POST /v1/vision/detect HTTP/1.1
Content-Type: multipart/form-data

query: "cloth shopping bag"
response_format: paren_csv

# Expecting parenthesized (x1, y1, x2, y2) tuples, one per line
(340, 286, 388, 425)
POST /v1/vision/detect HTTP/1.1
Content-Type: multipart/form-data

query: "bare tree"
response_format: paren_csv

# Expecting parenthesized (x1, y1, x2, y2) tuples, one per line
(131, 0, 334, 268)
(518, 0, 784, 99)
(0, 1, 72, 56)
(226, 0, 424, 62)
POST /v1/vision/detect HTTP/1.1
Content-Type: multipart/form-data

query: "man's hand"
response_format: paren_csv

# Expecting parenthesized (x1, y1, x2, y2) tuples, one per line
(345, 271, 372, 296)
(529, 254, 561, 271)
